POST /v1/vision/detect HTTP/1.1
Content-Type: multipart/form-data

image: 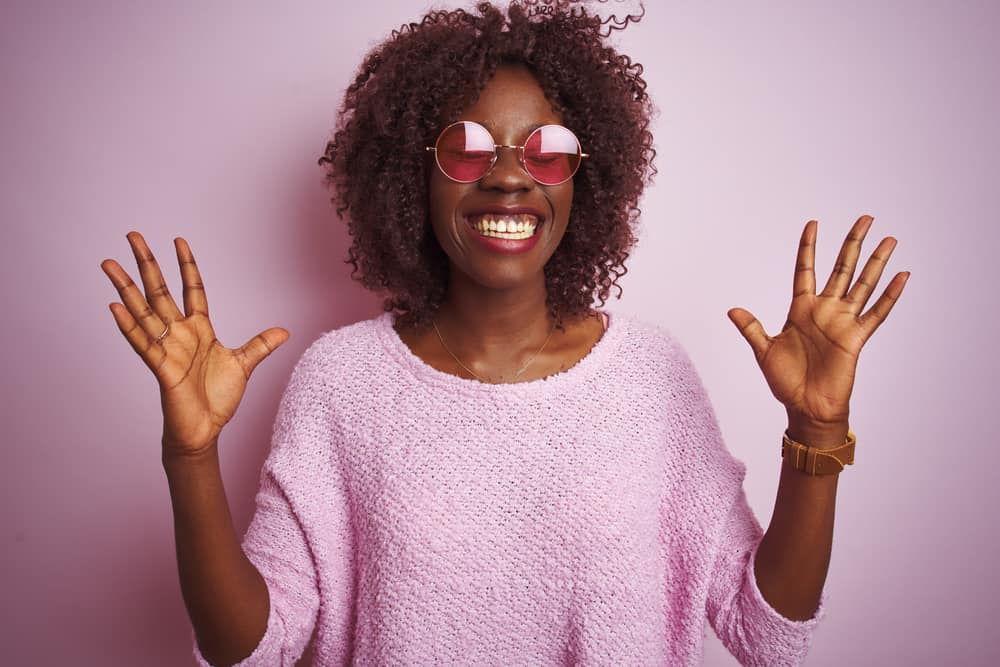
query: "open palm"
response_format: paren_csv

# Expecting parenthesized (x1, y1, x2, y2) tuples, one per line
(101, 232, 289, 457)
(728, 215, 910, 427)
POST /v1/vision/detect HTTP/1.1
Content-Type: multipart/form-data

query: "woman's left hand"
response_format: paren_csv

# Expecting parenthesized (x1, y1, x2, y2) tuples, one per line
(726, 214, 909, 445)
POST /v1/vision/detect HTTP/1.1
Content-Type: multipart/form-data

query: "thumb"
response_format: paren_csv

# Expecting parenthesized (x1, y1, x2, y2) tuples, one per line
(238, 327, 290, 377)
(726, 307, 770, 363)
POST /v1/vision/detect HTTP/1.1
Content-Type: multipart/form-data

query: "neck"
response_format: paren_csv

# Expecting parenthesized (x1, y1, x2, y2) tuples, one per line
(434, 271, 554, 365)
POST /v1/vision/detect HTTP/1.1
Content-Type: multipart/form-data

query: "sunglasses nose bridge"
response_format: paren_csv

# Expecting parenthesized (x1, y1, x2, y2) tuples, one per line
(495, 143, 524, 164)
(482, 143, 531, 184)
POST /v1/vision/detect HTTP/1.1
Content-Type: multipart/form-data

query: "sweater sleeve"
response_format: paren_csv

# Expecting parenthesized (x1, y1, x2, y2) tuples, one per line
(706, 484, 829, 666)
(191, 469, 321, 667)
(191, 334, 350, 666)
(660, 332, 828, 665)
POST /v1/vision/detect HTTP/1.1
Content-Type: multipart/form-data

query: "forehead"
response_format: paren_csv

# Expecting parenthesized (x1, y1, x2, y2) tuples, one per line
(458, 64, 563, 140)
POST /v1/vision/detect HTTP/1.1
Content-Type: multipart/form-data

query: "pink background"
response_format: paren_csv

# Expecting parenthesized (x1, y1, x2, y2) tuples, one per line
(3, 1, 997, 664)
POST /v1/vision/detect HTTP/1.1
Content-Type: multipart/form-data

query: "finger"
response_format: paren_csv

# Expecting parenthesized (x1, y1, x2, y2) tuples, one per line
(107, 301, 168, 373)
(234, 328, 290, 378)
(858, 272, 910, 341)
(845, 236, 897, 314)
(101, 258, 168, 339)
(820, 215, 874, 298)
(793, 220, 818, 298)
(727, 307, 771, 363)
(174, 237, 210, 319)
(126, 231, 184, 324)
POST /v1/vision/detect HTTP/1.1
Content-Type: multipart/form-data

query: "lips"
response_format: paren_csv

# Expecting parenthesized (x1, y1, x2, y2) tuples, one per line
(460, 206, 546, 254)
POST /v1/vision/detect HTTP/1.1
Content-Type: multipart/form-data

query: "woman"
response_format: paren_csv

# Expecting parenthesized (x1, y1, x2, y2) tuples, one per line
(100, 2, 908, 665)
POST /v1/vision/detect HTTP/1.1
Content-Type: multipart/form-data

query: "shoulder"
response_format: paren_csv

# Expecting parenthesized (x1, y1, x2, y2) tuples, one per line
(611, 311, 700, 378)
(608, 312, 723, 434)
(278, 312, 388, 398)
(617, 314, 747, 489)
(292, 313, 385, 367)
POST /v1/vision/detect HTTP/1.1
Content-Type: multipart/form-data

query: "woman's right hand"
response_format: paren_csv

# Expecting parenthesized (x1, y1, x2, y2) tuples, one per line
(101, 232, 290, 461)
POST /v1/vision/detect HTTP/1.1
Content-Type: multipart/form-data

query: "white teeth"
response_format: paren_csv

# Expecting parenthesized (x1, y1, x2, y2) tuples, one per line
(469, 213, 539, 240)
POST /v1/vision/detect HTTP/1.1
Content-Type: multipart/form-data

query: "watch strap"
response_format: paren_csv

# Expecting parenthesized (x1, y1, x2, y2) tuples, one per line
(781, 429, 856, 475)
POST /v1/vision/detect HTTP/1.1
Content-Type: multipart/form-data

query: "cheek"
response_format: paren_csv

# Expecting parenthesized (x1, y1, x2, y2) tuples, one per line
(427, 178, 474, 253)
(428, 172, 464, 220)
(552, 184, 574, 224)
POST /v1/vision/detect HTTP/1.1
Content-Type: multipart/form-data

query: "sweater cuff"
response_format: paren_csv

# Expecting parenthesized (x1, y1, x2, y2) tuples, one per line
(191, 597, 283, 667)
(743, 539, 829, 658)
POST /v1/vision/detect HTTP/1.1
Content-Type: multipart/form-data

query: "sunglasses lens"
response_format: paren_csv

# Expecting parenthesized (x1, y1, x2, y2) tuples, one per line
(435, 122, 495, 182)
(523, 125, 582, 185)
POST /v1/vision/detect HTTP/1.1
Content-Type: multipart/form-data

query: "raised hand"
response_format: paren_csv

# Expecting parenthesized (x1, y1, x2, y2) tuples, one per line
(100, 232, 290, 460)
(726, 215, 909, 442)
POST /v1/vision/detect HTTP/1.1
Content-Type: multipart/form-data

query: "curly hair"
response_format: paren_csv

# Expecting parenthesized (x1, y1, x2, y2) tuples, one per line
(318, 0, 656, 331)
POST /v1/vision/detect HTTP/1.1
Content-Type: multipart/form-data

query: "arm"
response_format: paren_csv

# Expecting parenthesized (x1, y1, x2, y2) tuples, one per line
(706, 479, 828, 667)
(181, 334, 348, 667)
(176, 435, 325, 667)
(679, 359, 828, 665)
(754, 420, 844, 622)
(164, 443, 271, 667)
(727, 215, 908, 619)
(100, 233, 293, 665)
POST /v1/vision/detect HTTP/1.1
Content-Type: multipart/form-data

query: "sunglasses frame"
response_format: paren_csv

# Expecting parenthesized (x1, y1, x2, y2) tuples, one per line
(424, 120, 589, 186)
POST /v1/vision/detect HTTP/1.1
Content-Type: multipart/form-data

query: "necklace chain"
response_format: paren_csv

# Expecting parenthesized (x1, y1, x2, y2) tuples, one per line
(431, 317, 556, 384)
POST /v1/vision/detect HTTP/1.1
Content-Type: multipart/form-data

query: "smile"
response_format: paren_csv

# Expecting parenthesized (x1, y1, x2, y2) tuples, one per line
(466, 213, 540, 240)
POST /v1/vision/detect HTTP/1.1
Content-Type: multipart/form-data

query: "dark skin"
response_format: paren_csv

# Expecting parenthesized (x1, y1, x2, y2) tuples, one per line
(394, 64, 606, 383)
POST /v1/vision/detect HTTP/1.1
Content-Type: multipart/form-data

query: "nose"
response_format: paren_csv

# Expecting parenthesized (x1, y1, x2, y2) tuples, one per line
(478, 145, 534, 192)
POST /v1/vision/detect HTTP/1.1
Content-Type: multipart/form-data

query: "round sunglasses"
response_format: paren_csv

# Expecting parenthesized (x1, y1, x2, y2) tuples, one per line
(425, 121, 589, 186)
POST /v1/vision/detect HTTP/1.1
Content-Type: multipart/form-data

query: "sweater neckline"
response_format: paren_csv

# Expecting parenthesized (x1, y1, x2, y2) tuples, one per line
(374, 309, 624, 399)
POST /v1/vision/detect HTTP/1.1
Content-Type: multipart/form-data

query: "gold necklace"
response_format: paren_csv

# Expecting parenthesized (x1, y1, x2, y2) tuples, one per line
(431, 316, 556, 383)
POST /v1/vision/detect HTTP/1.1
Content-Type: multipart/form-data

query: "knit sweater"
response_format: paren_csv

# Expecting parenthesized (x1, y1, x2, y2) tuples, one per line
(191, 309, 828, 666)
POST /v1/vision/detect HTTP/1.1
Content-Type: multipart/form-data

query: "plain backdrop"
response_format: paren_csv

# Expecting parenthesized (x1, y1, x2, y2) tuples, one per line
(2, 1, 998, 665)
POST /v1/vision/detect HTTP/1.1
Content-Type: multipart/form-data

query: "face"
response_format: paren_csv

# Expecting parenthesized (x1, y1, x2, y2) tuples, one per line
(427, 64, 575, 293)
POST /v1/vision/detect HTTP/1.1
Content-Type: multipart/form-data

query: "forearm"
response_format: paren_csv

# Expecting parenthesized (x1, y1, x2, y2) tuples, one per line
(163, 440, 270, 667)
(753, 419, 846, 621)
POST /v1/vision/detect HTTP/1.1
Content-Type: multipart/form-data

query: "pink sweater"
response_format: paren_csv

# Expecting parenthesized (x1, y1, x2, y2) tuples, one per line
(192, 310, 827, 666)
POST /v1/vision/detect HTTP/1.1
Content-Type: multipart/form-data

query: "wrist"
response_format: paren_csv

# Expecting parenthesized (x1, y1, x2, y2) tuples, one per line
(785, 415, 849, 450)
(161, 437, 221, 471)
